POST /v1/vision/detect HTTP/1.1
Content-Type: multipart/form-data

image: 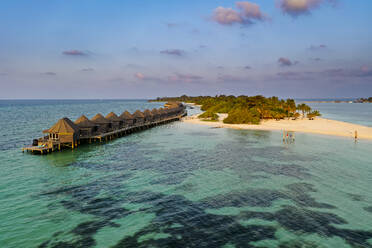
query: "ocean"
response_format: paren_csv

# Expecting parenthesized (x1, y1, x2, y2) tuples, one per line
(0, 100, 372, 248)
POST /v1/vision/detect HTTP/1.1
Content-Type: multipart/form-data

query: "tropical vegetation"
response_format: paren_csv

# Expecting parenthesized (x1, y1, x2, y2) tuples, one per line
(152, 95, 320, 124)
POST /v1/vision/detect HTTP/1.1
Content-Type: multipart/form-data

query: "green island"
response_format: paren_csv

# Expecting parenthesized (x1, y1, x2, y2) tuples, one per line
(151, 95, 321, 124)
(354, 97, 372, 103)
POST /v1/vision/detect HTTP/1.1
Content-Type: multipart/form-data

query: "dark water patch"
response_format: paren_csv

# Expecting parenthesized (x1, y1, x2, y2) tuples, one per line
(175, 182, 196, 192)
(240, 205, 372, 247)
(364, 206, 372, 213)
(259, 163, 311, 180)
(203, 189, 286, 208)
(112, 194, 277, 248)
(285, 183, 336, 209)
(347, 193, 365, 202)
(202, 183, 335, 210)
(40, 181, 372, 248)
(71, 220, 107, 236)
(40, 181, 132, 247)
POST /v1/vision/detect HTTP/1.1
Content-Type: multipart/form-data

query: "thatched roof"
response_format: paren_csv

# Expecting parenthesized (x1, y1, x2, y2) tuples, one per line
(132, 110, 145, 118)
(158, 108, 166, 114)
(44, 117, 80, 134)
(75, 115, 97, 128)
(120, 111, 134, 120)
(105, 112, 122, 122)
(151, 108, 159, 115)
(143, 109, 153, 117)
(91, 113, 111, 124)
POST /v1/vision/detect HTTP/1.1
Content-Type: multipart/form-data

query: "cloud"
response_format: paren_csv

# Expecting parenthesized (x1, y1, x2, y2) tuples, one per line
(277, 71, 313, 80)
(133, 72, 161, 81)
(309, 44, 327, 50)
(134, 72, 145, 80)
(236, 2, 267, 20)
(278, 0, 336, 17)
(212, 1, 268, 26)
(218, 74, 247, 82)
(42, 72, 57, 76)
(310, 57, 322, 62)
(160, 49, 185, 57)
(81, 68, 94, 72)
(321, 67, 372, 78)
(62, 50, 88, 56)
(168, 73, 203, 83)
(278, 57, 299, 66)
(276, 66, 372, 80)
(166, 22, 178, 28)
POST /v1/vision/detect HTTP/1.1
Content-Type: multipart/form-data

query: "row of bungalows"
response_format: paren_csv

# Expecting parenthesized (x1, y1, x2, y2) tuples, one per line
(37, 102, 185, 150)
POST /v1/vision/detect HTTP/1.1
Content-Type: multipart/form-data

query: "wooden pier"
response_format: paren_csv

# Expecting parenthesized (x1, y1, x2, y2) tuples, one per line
(22, 102, 186, 155)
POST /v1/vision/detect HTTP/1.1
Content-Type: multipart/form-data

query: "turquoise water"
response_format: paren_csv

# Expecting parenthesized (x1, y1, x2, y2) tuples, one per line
(1, 100, 372, 248)
(304, 102, 372, 127)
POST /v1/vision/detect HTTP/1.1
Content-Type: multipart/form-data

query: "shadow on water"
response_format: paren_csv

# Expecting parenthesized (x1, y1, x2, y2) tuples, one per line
(35, 126, 372, 247)
(38, 176, 372, 247)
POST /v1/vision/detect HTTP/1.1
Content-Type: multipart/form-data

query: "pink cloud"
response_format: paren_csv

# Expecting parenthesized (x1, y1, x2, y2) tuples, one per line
(212, 1, 268, 26)
(160, 49, 185, 56)
(278, 57, 299, 66)
(309, 44, 327, 50)
(62, 50, 88, 56)
(168, 73, 203, 83)
(278, 0, 336, 17)
(134, 72, 145, 80)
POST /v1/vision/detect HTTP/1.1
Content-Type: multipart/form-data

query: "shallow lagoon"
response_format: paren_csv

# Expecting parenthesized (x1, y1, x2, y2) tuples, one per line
(0, 100, 372, 247)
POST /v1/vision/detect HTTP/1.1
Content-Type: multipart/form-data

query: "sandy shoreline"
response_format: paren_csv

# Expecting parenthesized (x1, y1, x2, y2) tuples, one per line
(182, 113, 372, 140)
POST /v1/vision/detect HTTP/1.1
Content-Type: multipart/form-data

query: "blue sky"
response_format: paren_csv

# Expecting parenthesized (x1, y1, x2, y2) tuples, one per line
(0, 0, 371, 99)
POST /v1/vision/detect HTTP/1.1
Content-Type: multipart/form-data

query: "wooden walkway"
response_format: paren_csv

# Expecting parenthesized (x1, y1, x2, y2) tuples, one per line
(22, 113, 185, 155)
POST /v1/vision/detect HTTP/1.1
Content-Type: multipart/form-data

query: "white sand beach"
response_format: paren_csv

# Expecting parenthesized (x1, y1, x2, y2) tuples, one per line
(183, 113, 372, 140)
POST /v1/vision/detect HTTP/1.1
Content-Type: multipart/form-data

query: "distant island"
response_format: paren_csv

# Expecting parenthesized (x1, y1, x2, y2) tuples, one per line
(354, 97, 372, 103)
(302, 97, 372, 103)
(151, 95, 320, 124)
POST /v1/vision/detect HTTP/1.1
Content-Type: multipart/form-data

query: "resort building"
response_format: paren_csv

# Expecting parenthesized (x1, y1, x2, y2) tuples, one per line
(132, 110, 145, 125)
(75, 115, 98, 137)
(23, 102, 186, 154)
(120, 111, 134, 127)
(91, 113, 112, 133)
(105, 112, 122, 130)
(151, 108, 160, 121)
(143, 109, 154, 123)
(43, 117, 80, 149)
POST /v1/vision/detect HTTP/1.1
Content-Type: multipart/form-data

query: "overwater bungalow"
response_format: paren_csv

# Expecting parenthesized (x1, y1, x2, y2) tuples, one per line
(23, 105, 187, 154)
(158, 108, 166, 119)
(143, 109, 154, 123)
(151, 108, 160, 121)
(132, 110, 145, 125)
(120, 111, 134, 127)
(91, 113, 112, 133)
(43, 117, 80, 148)
(75, 115, 98, 137)
(164, 108, 172, 117)
(105, 112, 122, 130)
